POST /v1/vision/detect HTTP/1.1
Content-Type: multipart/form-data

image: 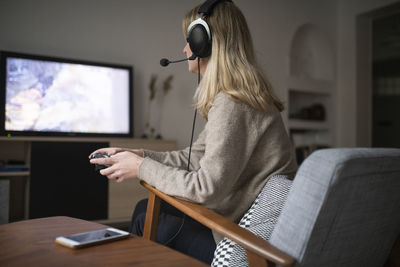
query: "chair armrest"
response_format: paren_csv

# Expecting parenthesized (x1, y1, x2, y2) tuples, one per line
(140, 181, 295, 267)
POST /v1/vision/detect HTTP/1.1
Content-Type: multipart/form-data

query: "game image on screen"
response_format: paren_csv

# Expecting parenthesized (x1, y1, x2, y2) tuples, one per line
(4, 56, 131, 135)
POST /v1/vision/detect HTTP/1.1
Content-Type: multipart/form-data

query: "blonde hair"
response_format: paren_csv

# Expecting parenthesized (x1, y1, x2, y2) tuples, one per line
(183, 2, 284, 120)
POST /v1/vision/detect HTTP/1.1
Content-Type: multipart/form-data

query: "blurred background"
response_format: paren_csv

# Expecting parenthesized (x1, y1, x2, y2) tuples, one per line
(1, 0, 399, 150)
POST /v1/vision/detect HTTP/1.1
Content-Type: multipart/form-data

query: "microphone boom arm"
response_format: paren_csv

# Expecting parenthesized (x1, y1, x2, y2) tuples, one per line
(160, 54, 197, 67)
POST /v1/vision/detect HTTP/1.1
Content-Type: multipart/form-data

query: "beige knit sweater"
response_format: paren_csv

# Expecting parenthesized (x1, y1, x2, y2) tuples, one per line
(138, 93, 298, 243)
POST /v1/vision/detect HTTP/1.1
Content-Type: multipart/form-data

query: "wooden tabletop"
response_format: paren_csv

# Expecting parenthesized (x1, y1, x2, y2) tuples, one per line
(0, 216, 207, 267)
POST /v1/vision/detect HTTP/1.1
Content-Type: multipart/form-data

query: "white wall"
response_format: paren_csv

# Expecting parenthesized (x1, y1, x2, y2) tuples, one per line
(336, 0, 399, 147)
(0, 0, 337, 148)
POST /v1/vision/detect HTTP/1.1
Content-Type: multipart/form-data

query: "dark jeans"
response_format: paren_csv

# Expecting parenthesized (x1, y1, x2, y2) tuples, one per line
(130, 198, 216, 265)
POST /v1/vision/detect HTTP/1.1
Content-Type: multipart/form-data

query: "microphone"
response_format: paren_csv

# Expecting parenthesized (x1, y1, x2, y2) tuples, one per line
(160, 54, 197, 67)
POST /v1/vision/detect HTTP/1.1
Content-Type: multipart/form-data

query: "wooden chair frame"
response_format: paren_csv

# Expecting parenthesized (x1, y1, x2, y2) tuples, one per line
(140, 181, 296, 267)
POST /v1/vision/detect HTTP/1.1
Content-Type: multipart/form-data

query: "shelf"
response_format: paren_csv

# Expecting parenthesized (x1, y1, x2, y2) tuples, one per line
(288, 24, 336, 152)
(288, 77, 334, 95)
(0, 171, 30, 177)
(0, 136, 174, 143)
(288, 119, 330, 131)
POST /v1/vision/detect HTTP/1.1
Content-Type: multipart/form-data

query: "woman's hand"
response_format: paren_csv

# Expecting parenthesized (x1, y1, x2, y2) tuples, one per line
(89, 147, 144, 158)
(89, 147, 123, 158)
(90, 151, 144, 183)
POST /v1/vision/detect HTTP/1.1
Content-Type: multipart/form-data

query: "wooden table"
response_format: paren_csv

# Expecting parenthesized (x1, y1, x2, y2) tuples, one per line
(0, 216, 207, 266)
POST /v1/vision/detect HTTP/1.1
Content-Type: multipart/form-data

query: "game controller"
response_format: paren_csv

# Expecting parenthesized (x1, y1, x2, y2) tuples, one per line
(91, 153, 111, 171)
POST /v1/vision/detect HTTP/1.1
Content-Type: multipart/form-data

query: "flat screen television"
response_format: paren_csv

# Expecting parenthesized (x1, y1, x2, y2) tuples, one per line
(0, 51, 133, 138)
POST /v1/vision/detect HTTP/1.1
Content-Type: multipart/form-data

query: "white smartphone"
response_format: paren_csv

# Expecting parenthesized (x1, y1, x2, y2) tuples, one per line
(55, 228, 130, 249)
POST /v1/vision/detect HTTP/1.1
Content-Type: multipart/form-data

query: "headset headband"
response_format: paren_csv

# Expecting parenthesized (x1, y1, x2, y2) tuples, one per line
(187, 0, 232, 37)
(198, 0, 232, 16)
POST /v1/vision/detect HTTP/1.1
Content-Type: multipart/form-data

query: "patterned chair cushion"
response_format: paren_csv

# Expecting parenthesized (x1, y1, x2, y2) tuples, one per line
(211, 174, 293, 267)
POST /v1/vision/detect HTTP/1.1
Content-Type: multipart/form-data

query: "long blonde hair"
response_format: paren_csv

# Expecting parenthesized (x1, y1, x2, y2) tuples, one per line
(183, 2, 284, 120)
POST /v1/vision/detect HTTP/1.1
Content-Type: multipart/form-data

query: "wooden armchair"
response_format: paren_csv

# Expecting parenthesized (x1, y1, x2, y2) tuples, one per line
(140, 180, 295, 267)
(140, 148, 400, 267)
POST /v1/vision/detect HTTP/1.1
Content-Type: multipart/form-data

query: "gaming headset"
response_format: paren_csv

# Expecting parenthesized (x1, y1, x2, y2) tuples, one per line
(186, 0, 233, 58)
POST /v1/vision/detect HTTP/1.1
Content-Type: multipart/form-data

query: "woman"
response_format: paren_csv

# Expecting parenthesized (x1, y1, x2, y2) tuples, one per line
(90, 1, 297, 264)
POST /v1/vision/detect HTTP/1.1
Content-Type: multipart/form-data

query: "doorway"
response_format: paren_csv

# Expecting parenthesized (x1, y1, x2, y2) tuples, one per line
(356, 2, 400, 148)
(372, 13, 400, 147)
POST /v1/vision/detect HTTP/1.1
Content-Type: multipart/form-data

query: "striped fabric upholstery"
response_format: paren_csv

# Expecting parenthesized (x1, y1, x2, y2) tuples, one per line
(211, 174, 292, 267)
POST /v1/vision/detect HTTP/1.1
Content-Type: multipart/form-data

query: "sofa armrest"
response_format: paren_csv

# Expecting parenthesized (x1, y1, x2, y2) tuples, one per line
(140, 181, 295, 267)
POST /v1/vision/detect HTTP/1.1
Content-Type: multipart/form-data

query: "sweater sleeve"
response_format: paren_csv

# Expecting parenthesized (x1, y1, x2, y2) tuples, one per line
(138, 94, 269, 204)
(142, 129, 205, 171)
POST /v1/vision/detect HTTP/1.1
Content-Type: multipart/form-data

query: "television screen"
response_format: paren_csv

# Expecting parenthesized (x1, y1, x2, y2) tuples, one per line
(0, 51, 133, 137)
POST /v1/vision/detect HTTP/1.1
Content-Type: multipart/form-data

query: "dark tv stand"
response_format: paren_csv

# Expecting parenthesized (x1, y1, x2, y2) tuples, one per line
(0, 137, 176, 224)
(29, 141, 109, 220)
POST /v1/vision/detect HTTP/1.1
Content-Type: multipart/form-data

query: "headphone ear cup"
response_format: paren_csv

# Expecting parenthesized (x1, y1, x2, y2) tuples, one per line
(187, 24, 211, 58)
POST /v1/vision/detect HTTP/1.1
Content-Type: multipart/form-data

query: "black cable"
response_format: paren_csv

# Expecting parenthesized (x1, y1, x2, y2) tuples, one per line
(187, 111, 198, 171)
(188, 57, 200, 172)
(163, 57, 200, 246)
